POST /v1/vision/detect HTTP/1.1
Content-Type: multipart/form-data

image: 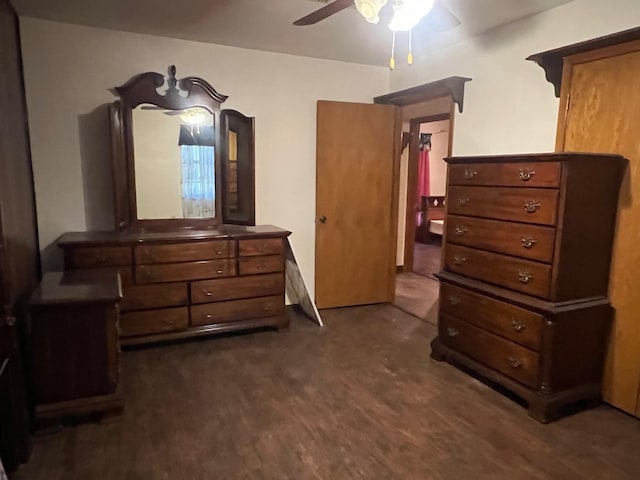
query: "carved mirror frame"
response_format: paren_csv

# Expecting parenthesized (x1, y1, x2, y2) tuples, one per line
(110, 65, 255, 231)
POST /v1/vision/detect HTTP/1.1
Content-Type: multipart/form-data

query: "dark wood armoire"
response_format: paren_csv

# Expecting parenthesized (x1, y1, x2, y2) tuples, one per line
(0, 0, 40, 471)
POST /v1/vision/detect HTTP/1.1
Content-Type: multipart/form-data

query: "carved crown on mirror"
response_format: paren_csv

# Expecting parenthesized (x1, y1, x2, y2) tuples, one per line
(109, 65, 255, 232)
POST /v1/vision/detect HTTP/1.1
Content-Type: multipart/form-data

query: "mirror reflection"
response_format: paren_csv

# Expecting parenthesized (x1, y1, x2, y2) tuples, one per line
(132, 104, 215, 220)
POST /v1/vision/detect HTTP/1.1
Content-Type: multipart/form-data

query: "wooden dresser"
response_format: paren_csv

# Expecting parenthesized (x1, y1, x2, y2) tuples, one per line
(431, 152, 626, 422)
(57, 225, 290, 346)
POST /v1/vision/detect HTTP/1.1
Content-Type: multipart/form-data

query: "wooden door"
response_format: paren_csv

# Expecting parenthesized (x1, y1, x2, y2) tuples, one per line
(556, 40, 640, 415)
(315, 101, 399, 309)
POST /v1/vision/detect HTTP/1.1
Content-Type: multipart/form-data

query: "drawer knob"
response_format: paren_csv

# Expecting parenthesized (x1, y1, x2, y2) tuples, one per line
(463, 169, 478, 179)
(523, 200, 541, 213)
(446, 327, 459, 337)
(457, 197, 470, 206)
(448, 295, 461, 306)
(454, 225, 468, 235)
(507, 357, 524, 369)
(521, 236, 537, 249)
(519, 169, 536, 181)
(518, 270, 533, 284)
(202, 289, 213, 297)
(453, 256, 466, 265)
(512, 319, 527, 332)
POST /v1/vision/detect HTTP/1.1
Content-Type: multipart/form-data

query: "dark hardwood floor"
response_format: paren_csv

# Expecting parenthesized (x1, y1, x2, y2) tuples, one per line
(394, 272, 439, 322)
(413, 242, 441, 279)
(15, 306, 640, 480)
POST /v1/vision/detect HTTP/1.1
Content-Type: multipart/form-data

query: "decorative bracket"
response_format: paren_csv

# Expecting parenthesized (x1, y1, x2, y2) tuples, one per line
(374, 76, 472, 113)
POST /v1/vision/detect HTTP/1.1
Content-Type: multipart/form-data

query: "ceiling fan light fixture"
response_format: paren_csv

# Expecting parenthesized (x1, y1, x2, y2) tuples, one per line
(355, 0, 389, 24)
(389, 0, 435, 31)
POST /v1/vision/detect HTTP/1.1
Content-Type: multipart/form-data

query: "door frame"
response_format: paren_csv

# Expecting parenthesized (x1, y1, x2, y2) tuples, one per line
(403, 112, 452, 273)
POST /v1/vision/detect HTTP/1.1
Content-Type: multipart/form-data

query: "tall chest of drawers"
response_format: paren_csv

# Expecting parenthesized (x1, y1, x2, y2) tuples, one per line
(57, 225, 290, 346)
(431, 153, 626, 422)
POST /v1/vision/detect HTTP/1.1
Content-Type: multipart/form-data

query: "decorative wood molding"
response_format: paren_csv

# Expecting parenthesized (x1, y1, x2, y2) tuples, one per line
(527, 26, 640, 97)
(374, 76, 472, 113)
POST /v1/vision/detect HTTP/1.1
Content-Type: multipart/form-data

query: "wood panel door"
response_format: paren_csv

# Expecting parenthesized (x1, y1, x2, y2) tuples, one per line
(556, 40, 640, 416)
(316, 101, 399, 309)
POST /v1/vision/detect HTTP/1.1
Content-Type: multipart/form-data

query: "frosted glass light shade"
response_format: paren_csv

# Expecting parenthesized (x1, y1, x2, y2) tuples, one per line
(389, 0, 435, 31)
(355, 0, 389, 24)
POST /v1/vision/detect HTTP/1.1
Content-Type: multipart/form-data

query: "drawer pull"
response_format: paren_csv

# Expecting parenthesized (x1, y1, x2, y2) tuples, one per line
(518, 270, 533, 284)
(263, 303, 272, 311)
(215, 250, 224, 256)
(521, 236, 537, 249)
(512, 319, 527, 332)
(463, 169, 478, 179)
(205, 314, 213, 319)
(202, 289, 213, 297)
(507, 357, 524, 369)
(457, 197, 470, 206)
(216, 269, 224, 275)
(454, 225, 468, 235)
(447, 327, 459, 337)
(523, 200, 541, 213)
(163, 319, 175, 326)
(96, 255, 108, 264)
(448, 295, 461, 306)
(453, 256, 466, 265)
(519, 169, 536, 181)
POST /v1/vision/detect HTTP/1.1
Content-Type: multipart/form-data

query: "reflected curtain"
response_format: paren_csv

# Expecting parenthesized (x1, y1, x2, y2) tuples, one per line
(180, 145, 215, 218)
(416, 149, 430, 226)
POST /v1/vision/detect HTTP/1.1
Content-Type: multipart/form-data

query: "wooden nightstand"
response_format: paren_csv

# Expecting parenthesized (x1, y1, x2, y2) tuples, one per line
(27, 270, 123, 427)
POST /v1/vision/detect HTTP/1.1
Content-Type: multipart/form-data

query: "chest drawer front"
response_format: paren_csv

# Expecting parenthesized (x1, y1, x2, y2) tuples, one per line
(136, 260, 235, 284)
(191, 273, 284, 303)
(444, 244, 552, 299)
(191, 295, 284, 326)
(448, 186, 559, 226)
(239, 238, 284, 256)
(120, 307, 188, 337)
(239, 255, 284, 275)
(134, 240, 233, 264)
(440, 314, 540, 388)
(121, 283, 188, 312)
(449, 162, 561, 188)
(446, 215, 556, 263)
(439, 283, 543, 351)
(73, 266, 134, 286)
(68, 246, 132, 268)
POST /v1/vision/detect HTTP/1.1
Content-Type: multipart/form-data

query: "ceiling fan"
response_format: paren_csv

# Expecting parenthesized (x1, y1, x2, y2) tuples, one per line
(293, 0, 460, 32)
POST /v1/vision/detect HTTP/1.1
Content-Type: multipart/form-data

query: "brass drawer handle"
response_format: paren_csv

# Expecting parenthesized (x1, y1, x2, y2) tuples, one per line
(454, 225, 468, 235)
(448, 295, 461, 306)
(453, 256, 466, 265)
(463, 169, 478, 179)
(447, 327, 459, 337)
(215, 250, 224, 256)
(216, 269, 224, 275)
(519, 169, 536, 181)
(163, 319, 175, 326)
(523, 200, 541, 213)
(512, 319, 527, 332)
(202, 289, 213, 297)
(96, 255, 108, 264)
(518, 270, 533, 284)
(507, 357, 524, 369)
(521, 236, 537, 249)
(457, 197, 470, 206)
(263, 303, 272, 311)
(255, 264, 266, 270)
(205, 314, 213, 319)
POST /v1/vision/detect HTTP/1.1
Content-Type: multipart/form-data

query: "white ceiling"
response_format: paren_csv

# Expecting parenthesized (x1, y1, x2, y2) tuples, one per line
(13, 0, 573, 66)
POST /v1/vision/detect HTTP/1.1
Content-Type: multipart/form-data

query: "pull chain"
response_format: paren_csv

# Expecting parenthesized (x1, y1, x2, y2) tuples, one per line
(390, 30, 396, 70)
(407, 29, 413, 65)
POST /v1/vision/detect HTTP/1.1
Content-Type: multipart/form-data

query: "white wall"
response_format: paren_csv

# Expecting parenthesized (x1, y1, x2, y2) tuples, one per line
(20, 18, 390, 298)
(390, 0, 640, 156)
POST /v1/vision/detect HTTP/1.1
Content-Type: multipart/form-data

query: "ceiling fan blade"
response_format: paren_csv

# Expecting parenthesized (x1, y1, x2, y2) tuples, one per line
(293, 0, 354, 26)
(426, 0, 461, 31)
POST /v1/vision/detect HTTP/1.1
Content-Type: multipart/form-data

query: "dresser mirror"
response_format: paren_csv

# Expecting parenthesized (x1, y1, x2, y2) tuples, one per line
(110, 65, 255, 231)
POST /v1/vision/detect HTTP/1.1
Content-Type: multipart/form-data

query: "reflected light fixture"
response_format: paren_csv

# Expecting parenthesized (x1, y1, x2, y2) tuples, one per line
(179, 107, 207, 126)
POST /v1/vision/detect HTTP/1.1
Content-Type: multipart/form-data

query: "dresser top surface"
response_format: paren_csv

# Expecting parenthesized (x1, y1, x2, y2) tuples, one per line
(445, 152, 626, 164)
(57, 224, 291, 247)
(30, 270, 122, 306)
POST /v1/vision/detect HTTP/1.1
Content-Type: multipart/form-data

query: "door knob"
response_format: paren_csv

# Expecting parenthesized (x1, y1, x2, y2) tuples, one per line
(318, 216, 327, 224)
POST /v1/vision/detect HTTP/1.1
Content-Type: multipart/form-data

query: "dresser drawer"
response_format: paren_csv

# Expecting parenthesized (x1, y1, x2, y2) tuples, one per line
(190, 295, 284, 326)
(68, 246, 132, 268)
(136, 259, 235, 283)
(439, 283, 544, 351)
(444, 244, 552, 298)
(191, 273, 284, 303)
(120, 307, 189, 337)
(239, 255, 284, 275)
(134, 240, 233, 264)
(73, 266, 134, 286)
(440, 314, 540, 388)
(121, 283, 188, 312)
(449, 162, 561, 188)
(239, 238, 284, 256)
(446, 215, 556, 263)
(448, 186, 559, 226)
